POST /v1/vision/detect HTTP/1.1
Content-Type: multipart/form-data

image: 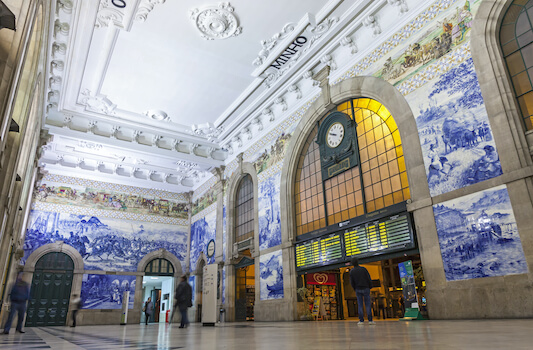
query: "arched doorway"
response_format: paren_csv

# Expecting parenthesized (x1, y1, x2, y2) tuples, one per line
(26, 252, 74, 327)
(141, 258, 175, 324)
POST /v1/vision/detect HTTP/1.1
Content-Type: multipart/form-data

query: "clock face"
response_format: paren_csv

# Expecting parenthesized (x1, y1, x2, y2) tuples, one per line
(326, 122, 345, 148)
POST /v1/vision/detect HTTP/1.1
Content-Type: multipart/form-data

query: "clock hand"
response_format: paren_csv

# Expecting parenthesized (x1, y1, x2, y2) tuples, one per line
(329, 133, 337, 136)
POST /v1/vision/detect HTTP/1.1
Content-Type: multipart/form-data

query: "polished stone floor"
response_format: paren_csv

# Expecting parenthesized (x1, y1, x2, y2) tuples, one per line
(1, 319, 533, 349)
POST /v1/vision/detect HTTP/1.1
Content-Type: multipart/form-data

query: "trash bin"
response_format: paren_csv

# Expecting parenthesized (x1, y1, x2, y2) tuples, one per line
(166, 309, 170, 323)
(219, 308, 225, 323)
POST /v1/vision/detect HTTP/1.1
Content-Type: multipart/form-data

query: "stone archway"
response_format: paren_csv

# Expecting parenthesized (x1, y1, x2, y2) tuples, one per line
(279, 75, 433, 320)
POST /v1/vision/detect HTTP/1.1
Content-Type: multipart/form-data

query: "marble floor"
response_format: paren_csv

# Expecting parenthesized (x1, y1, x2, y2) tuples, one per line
(1, 319, 532, 350)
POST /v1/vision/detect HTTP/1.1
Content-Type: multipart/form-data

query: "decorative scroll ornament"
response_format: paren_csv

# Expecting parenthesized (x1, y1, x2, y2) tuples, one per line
(253, 23, 296, 66)
(387, 0, 409, 15)
(189, 2, 242, 40)
(135, 0, 166, 23)
(95, 0, 124, 28)
(190, 122, 224, 141)
(79, 89, 117, 115)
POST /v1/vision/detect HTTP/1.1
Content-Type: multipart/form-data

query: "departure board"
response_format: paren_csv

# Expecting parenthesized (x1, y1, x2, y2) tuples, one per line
(344, 214, 412, 257)
(296, 233, 344, 269)
(295, 211, 415, 271)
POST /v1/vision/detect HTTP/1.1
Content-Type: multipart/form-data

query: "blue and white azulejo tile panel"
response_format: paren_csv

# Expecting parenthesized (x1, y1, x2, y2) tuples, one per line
(259, 250, 284, 301)
(22, 210, 188, 272)
(81, 274, 136, 309)
(433, 185, 528, 281)
(406, 56, 502, 197)
(189, 207, 217, 272)
(258, 171, 282, 250)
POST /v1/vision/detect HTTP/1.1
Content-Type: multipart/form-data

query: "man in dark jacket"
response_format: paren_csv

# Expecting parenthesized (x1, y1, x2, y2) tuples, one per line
(3, 272, 30, 334)
(349, 258, 375, 325)
(174, 275, 192, 328)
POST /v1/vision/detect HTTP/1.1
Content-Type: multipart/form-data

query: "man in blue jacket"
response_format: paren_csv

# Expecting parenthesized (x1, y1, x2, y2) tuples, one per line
(3, 272, 30, 334)
(349, 258, 375, 325)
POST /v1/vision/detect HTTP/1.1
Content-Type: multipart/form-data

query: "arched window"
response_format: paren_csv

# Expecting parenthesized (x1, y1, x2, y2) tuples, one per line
(235, 174, 254, 243)
(144, 258, 174, 276)
(294, 98, 409, 236)
(500, 0, 533, 130)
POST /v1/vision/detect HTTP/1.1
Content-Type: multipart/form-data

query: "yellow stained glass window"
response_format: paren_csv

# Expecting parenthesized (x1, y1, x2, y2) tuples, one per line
(295, 98, 410, 234)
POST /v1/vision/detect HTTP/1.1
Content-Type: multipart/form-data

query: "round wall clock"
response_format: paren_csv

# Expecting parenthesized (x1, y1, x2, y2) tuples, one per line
(326, 122, 345, 148)
(207, 239, 215, 258)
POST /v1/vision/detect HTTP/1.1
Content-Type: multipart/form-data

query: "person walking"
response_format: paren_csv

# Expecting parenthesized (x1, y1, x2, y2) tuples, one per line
(3, 272, 30, 334)
(349, 257, 375, 325)
(70, 294, 82, 327)
(174, 275, 192, 328)
(143, 297, 153, 325)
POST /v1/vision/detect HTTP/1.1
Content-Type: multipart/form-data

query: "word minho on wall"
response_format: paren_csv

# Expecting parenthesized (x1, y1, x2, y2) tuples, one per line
(111, 0, 126, 8)
(270, 36, 308, 70)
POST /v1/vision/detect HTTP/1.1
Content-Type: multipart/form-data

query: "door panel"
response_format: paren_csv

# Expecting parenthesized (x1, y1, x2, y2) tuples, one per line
(235, 267, 247, 322)
(26, 253, 74, 327)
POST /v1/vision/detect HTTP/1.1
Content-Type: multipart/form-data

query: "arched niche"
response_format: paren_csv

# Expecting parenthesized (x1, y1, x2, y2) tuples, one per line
(24, 241, 84, 272)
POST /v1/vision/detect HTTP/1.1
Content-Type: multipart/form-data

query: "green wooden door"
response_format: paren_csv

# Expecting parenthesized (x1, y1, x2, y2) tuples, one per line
(26, 252, 74, 327)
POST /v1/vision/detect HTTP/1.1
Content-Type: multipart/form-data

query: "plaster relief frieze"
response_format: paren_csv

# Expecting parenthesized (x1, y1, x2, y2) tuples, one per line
(52, 42, 66, 57)
(48, 90, 60, 103)
(79, 89, 117, 115)
(190, 122, 223, 142)
(363, 15, 381, 37)
(320, 54, 337, 70)
(340, 36, 358, 55)
(78, 140, 103, 151)
(242, 126, 252, 140)
(54, 19, 70, 38)
(177, 160, 198, 172)
(262, 107, 274, 122)
(303, 70, 319, 86)
(275, 97, 288, 112)
(288, 84, 302, 99)
(223, 144, 233, 155)
(253, 116, 263, 131)
(46, 103, 58, 114)
(49, 76, 62, 88)
(189, 2, 242, 41)
(135, 0, 166, 23)
(50, 60, 64, 73)
(56, 0, 74, 15)
(253, 23, 297, 67)
(387, 0, 409, 15)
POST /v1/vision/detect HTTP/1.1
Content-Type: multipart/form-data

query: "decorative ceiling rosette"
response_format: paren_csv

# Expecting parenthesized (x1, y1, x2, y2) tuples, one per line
(189, 2, 242, 40)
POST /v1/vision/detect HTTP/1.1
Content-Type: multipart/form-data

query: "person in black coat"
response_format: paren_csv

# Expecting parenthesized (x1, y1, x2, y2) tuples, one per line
(349, 257, 375, 325)
(174, 275, 192, 328)
(3, 272, 30, 334)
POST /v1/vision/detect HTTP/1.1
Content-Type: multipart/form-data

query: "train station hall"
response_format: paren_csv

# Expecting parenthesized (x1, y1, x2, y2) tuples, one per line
(1, 0, 533, 348)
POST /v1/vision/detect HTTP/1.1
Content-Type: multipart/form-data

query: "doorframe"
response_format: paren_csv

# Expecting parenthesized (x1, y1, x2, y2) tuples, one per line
(24, 242, 83, 326)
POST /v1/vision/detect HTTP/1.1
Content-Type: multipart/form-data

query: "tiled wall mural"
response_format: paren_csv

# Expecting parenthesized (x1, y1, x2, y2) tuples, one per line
(221, 267, 226, 304)
(189, 206, 217, 272)
(34, 176, 188, 220)
(81, 274, 136, 310)
(259, 250, 284, 300)
(23, 210, 188, 272)
(258, 171, 282, 250)
(253, 132, 293, 175)
(433, 185, 528, 281)
(191, 187, 217, 217)
(407, 56, 502, 196)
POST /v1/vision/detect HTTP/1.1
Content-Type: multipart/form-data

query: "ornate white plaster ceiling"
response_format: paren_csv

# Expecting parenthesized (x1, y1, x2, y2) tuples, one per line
(42, 0, 421, 192)
(42, 0, 332, 192)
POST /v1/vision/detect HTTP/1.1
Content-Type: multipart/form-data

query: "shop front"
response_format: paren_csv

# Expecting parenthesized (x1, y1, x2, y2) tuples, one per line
(295, 203, 427, 321)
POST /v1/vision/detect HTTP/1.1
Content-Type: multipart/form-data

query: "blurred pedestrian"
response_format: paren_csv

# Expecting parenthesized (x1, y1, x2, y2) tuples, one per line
(349, 258, 375, 325)
(174, 275, 192, 328)
(143, 297, 153, 325)
(3, 272, 30, 334)
(70, 294, 83, 327)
